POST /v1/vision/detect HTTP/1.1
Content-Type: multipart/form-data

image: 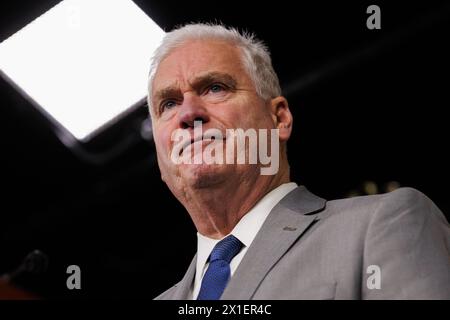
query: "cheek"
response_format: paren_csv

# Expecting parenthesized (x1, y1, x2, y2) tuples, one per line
(217, 101, 253, 128)
(153, 128, 172, 156)
(221, 111, 243, 128)
(232, 103, 271, 129)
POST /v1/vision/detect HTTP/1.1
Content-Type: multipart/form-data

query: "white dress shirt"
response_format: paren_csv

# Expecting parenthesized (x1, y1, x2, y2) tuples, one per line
(189, 182, 298, 299)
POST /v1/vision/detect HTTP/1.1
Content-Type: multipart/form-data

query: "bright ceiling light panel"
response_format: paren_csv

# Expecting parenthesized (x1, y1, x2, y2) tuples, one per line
(0, 0, 164, 140)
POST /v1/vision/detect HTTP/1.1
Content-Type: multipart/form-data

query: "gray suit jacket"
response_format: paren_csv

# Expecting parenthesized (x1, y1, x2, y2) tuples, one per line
(155, 186, 450, 299)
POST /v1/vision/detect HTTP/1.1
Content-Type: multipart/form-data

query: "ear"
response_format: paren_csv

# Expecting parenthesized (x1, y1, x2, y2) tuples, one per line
(270, 96, 293, 142)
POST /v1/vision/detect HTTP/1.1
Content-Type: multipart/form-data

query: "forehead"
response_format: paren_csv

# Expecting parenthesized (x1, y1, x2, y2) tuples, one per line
(152, 40, 249, 92)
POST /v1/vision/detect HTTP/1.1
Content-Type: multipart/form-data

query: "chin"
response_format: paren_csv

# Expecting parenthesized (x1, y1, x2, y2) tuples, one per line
(180, 163, 230, 189)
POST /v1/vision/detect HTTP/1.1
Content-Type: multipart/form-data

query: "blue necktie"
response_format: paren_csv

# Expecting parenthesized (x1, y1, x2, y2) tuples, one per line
(197, 235, 243, 300)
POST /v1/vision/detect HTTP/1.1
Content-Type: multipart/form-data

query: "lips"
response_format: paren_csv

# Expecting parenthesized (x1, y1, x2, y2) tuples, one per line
(179, 133, 224, 156)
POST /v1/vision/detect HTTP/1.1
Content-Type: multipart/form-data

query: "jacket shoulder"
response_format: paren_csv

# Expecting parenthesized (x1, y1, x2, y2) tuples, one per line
(154, 284, 179, 300)
(325, 187, 443, 219)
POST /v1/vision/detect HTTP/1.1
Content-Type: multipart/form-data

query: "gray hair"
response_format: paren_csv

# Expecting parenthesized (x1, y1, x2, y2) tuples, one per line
(147, 23, 282, 113)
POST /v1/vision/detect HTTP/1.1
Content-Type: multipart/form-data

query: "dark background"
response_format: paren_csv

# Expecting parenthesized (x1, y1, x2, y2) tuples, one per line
(0, 0, 449, 298)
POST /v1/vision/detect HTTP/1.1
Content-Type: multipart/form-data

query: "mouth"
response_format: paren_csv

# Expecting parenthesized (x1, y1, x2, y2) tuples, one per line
(179, 133, 225, 156)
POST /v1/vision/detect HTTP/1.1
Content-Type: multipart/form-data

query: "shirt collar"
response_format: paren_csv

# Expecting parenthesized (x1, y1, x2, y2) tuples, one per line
(195, 182, 298, 274)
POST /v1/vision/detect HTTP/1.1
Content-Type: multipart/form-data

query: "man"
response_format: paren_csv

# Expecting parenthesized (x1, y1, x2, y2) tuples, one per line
(147, 23, 450, 299)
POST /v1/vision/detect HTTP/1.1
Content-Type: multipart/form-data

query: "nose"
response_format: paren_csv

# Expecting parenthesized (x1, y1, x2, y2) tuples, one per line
(177, 94, 210, 129)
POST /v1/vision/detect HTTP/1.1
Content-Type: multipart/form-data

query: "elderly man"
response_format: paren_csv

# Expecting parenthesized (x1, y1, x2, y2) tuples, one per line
(147, 23, 450, 300)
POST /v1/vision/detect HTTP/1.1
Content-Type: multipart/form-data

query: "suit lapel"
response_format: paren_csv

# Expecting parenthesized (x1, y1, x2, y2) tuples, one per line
(171, 254, 197, 300)
(221, 186, 326, 300)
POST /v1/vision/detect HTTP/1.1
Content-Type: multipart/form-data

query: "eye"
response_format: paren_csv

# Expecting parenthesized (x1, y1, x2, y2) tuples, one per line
(161, 100, 177, 112)
(208, 83, 226, 94)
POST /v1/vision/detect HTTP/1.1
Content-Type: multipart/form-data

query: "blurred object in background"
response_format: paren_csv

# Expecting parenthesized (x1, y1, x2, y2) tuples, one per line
(347, 180, 401, 197)
(0, 250, 48, 299)
(0, 0, 164, 166)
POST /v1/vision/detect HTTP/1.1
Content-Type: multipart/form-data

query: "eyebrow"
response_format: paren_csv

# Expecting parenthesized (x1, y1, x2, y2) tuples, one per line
(152, 72, 237, 110)
(190, 72, 237, 92)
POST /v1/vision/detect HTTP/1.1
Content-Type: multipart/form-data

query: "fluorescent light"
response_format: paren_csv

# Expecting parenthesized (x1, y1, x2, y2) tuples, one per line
(0, 0, 164, 141)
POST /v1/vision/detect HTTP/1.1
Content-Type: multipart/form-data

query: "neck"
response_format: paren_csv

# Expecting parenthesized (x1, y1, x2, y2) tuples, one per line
(180, 164, 290, 239)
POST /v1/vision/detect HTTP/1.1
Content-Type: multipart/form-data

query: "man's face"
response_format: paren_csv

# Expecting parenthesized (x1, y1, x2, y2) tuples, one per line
(150, 40, 277, 194)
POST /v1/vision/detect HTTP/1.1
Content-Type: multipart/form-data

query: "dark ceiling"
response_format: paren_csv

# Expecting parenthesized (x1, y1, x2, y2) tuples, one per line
(0, 0, 449, 298)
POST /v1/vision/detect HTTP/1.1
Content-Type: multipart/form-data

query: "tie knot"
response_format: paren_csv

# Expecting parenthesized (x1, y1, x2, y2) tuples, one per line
(209, 235, 243, 263)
